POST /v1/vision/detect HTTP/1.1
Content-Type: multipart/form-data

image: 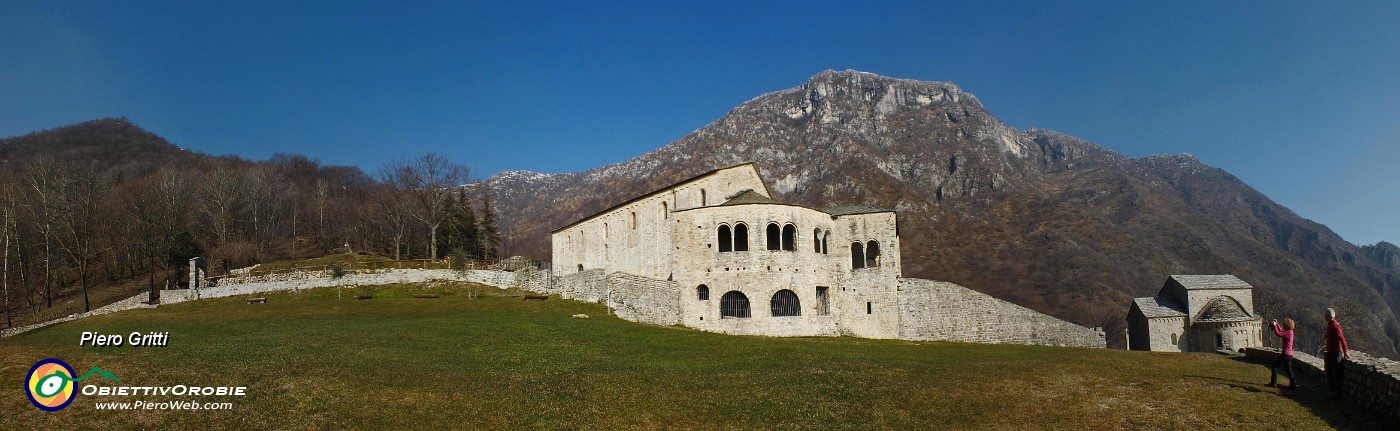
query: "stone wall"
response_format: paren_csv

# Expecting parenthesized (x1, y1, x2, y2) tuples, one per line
(600, 273, 682, 326)
(0, 294, 156, 338)
(2, 269, 516, 338)
(896, 278, 1105, 348)
(1246, 347, 1400, 425)
(515, 269, 681, 326)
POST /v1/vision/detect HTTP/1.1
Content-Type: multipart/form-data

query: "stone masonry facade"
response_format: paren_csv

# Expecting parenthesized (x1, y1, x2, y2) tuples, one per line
(546, 163, 1105, 347)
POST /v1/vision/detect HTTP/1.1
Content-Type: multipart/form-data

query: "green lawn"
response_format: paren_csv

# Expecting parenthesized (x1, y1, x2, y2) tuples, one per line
(0, 282, 1386, 430)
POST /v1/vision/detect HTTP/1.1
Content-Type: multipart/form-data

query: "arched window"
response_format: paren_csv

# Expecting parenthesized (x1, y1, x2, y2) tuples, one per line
(813, 228, 823, 253)
(767, 223, 781, 250)
(720, 291, 751, 318)
(603, 223, 609, 239)
(822, 230, 829, 254)
(866, 240, 880, 267)
(782, 224, 796, 251)
(697, 285, 710, 300)
(577, 264, 584, 273)
(700, 189, 707, 206)
(661, 202, 668, 219)
(1171, 333, 1178, 345)
(734, 223, 749, 251)
(770, 290, 802, 317)
(851, 242, 865, 269)
(631, 212, 637, 229)
(718, 225, 732, 252)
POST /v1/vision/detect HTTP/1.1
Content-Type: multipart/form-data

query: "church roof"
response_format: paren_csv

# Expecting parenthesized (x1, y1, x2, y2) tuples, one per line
(1169, 274, 1252, 290)
(1195, 296, 1255, 323)
(719, 189, 776, 206)
(821, 205, 893, 216)
(1133, 296, 1187, 319)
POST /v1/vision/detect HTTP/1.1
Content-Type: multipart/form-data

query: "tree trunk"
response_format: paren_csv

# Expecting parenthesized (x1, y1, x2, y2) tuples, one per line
(43, 230, 51, 308)
(79, 260, 89, 313)
(3, 231, 10, 328)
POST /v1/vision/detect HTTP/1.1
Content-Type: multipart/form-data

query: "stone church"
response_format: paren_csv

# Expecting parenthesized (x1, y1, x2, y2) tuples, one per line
(535, 163, 1105, 347)
(1126, 274, 1263, 352)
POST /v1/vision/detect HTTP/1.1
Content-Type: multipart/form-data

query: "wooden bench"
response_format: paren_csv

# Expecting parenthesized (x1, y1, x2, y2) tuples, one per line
(246, 297, 267, 304)
(412, 294, 440, 299)
(523, 294, 549, 301)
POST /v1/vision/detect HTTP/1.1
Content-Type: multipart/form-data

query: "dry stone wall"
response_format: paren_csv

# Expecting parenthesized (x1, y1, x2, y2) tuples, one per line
(896, 278, 1105, 348)
(1246, 347, 1400, 425)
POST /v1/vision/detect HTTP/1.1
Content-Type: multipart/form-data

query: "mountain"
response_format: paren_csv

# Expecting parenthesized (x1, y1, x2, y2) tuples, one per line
(483, 70, 1400, 356)
(0, 117, 203, 179)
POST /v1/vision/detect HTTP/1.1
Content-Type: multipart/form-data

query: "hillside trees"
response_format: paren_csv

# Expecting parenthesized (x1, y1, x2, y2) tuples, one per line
(381, 153, 470, 261)
(0, 119, 506, 328)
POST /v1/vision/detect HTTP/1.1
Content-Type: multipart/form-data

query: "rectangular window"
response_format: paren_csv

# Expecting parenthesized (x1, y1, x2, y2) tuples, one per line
(816, 287, 830, 316)
(866, 302, 872, 315)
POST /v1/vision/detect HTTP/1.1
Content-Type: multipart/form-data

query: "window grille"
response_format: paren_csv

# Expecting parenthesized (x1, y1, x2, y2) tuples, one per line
(771, 290, 801, 317)
(720, 291, 750, 318)
(697, 285, 710, 300)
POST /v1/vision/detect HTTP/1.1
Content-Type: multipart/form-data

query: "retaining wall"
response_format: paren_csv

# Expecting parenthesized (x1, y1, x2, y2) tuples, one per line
(896, 278, 1106, 348)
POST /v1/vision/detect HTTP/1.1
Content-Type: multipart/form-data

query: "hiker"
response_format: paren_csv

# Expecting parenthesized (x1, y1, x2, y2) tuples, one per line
(1267, 318, 1297, 390)
(1324, 307, 1350, 399)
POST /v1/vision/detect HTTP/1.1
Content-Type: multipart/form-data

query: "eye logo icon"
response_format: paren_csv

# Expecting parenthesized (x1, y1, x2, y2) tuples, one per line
(26, 358, 77, 412)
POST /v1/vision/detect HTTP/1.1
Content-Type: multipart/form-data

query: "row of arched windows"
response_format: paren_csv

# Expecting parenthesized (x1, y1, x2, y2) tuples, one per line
(704, 287, 802, 318)
(716, 222, 807, 252)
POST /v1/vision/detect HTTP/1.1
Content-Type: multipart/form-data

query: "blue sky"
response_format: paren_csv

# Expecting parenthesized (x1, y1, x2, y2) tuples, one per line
(1, 1, 1397, 246)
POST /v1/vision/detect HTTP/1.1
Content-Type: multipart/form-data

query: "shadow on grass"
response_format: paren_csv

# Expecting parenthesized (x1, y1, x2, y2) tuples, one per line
(1215, 355, 1394, 431)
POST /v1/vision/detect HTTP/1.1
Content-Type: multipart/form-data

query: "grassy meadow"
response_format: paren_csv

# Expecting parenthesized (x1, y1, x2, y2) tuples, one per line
(0, 282, 1387, 430)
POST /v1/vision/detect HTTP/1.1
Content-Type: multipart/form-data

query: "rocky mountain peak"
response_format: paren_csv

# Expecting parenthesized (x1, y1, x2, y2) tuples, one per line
(481, 71, 1400, 356)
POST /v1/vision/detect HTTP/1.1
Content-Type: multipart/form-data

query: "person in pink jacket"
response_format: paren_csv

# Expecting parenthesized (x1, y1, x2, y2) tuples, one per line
(1267, 318, 1297, 390)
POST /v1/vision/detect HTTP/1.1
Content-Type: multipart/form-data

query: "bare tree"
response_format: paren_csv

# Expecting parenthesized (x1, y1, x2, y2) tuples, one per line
(369, 184, 412, 260)
(199, 168, 247, 246)
(315, 178, 329, 252)
(1, 172, 15, 327)
(52, 162, 110, 313)
(381, 153, 469, 260)
(23, 156, 63, 308)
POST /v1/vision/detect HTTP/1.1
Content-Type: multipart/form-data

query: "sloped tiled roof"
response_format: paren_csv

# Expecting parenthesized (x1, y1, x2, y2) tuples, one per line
(720, 189, 776, 206)
(1133, 296, 1187, 319)
(1196, 296, 1255, 323)
(821, 205, 893, 217)
(1170, 274, 1252, 290)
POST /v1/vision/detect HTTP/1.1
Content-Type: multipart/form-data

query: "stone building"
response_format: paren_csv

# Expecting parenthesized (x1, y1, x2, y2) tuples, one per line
(544, 163, 1104, 347)
(1126, 274, 1263, 352)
